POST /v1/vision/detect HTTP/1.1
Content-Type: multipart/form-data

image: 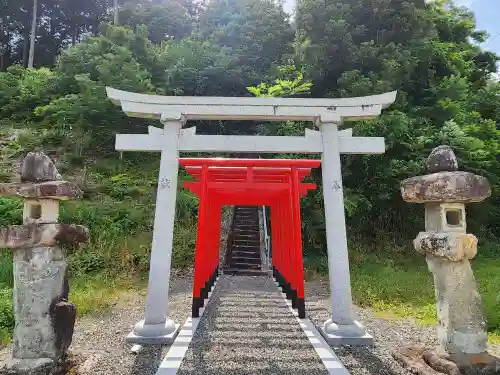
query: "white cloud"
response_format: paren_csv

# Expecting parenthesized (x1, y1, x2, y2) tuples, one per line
(283, 0, 294, 14)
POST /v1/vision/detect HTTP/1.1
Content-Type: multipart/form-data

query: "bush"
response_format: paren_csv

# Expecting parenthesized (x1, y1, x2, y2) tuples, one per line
(0, 289, 14, 345)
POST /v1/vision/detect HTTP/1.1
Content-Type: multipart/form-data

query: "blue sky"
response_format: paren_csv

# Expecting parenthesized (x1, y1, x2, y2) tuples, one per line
(457, 0, 500, 55)
(283, 0, 500, 55)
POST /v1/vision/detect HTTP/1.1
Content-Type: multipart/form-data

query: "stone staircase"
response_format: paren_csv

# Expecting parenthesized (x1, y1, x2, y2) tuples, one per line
(224, 206, 266, 276)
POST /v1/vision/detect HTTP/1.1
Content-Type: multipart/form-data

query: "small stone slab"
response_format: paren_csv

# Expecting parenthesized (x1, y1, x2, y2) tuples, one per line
(401, 171, 491, 203)
(414, 232, 478, 261)
(392, 344, 500, 375)
(19, 152, 61, 183)
(0, 181, 82, 200)
(50, 301, 76, 356)
(1, 354, 80, 374)
(427, 145, 458, 173)
(0, 224, 88, 249)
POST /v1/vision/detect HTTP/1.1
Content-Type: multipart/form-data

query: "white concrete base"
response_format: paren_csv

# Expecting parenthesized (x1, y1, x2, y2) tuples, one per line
(321, 319, 373, 346)
(154, 277, 219, 374)
(279, 283, 350, 374)
(126, 320, 181, 345)
(155, 317, 201, 375)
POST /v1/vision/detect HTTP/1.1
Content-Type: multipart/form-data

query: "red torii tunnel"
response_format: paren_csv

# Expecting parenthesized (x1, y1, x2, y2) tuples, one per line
(180, 158, 321, 319)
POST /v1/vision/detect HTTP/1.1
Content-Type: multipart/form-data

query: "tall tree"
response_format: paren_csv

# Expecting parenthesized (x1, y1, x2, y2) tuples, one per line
(114, 0, 119, 25)
(28, 0, 38, 68)
(293, 0, 500, 241)
(196, 0, 294, 83)
(119, 0, 196, 42)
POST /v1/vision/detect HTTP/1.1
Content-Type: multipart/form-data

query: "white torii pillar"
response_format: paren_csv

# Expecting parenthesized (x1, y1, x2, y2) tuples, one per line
(106, 87, 396, 346)
(127, 113, 185, 344)
(318, 114, 373, 345)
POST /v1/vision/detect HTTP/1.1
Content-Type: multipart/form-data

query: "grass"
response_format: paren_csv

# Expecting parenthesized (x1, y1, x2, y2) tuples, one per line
(305, 239, 500, 344)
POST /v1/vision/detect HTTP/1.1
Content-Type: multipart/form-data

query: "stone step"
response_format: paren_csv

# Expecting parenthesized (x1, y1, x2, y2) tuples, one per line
(234, 225, 259, 230)
(231, 256, 260, 264)
(231, 251, 260, 259)
(232, 244, 260, 250)
(223, 268, 267, 276)
(233, 234, 260, 241)
(232, 229, 260, 234)
(233, 239, 260, 245)
(230, 262, 261, 270)
(234, 221, 259, 226)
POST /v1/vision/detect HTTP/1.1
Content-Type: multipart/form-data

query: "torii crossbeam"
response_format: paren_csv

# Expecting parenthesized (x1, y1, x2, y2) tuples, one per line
(107, 87, 397, 346)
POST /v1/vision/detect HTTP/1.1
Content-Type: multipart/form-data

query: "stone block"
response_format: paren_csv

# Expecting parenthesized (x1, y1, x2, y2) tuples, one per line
(19, 152, 61, 183)
(401, 171, 491, 203)
(0, 181, 83, 200)
(23, 200, 59, 224)
(414, 232, 477, 261)
(50, 301, 76, 356)
(425, 255, 488, 355)
(426, 145, 458, 173)
(425, 203, 467, 233)
(0, 224, 89, 249)
(12, 247, 74, 364)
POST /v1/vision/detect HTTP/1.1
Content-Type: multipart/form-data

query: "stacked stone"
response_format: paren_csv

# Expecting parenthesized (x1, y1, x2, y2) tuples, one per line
(0, 152, 88, 372)
(400, 146, 498, 372)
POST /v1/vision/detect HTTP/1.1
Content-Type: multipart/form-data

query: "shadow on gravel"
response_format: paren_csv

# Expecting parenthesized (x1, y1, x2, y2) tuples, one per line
(131, 345, 164, 375)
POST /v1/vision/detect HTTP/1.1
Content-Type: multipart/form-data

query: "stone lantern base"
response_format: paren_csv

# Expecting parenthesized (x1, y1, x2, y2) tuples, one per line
(392, 343, 500, 375)
(1, 353, 79, 375)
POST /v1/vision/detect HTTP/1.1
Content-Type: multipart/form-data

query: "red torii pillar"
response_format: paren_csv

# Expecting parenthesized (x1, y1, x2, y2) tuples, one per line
(181, 158, 319, 319)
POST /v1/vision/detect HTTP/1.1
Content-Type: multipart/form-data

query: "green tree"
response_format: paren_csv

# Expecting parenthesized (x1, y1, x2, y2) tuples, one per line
(294, 0, 500, 245)
(119, 0, 195, 43)
(196, 0, 294, 83)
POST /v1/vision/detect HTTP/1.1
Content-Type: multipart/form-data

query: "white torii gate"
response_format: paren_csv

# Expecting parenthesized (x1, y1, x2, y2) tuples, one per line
(106, 87, 397, 346)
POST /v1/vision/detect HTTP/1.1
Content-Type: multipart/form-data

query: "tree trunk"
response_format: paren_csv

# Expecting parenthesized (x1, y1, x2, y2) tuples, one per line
(0, 30, 9, 71)
(72, 26, 78, 46)
(22, 31, 29, 67)
(114, 0, 119, 25)
(28, 0, 38, 68)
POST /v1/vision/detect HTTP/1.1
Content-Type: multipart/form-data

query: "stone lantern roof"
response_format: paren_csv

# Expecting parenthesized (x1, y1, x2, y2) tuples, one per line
(401, 146, 491, 204)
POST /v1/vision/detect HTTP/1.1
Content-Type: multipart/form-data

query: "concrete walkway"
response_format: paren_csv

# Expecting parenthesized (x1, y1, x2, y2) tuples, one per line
(175, 275, 332, 375)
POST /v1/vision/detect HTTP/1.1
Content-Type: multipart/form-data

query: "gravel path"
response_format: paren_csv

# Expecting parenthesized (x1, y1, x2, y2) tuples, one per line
(177, 275, 328, 375)
(1, 274, 499, 375)
(305, 277, 500, 375)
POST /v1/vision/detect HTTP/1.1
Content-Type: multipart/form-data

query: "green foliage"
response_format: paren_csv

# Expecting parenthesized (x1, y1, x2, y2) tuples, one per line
(247, 65, 312, 98)
(120, 0, 195, 43)
(0, 288, 14, 345)
(196, 0, 294, 82)
(0, 198, 22, 226)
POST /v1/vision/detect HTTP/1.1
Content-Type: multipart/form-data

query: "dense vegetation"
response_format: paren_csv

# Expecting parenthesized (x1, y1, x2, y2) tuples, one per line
(1, 0, 500, 343)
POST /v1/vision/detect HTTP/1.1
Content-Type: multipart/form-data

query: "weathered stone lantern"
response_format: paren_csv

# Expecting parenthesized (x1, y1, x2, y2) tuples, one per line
(396, 145, 499, 374)
(0, 152, 88, 372)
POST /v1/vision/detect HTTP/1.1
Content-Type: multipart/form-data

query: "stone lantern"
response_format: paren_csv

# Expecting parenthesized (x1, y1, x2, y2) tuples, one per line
(0, 152, 88, 372)
(398, 145, 499, 373)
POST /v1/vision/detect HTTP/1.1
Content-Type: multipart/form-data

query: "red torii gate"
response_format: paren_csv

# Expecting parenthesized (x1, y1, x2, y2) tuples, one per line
(180, 158, 320, 319)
